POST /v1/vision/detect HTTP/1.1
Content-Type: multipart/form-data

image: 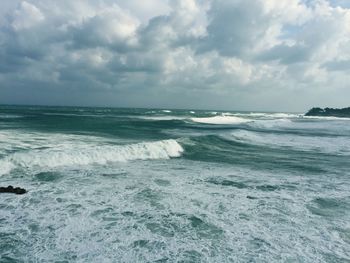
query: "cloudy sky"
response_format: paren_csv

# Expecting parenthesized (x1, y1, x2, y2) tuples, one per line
(0, 0, 349, 111)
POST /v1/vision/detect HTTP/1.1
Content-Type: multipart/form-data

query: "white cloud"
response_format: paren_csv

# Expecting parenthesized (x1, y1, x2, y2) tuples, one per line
(11, 1, 44, 30)
(0, 0, 350, 111)
(68, 4, 140, 50)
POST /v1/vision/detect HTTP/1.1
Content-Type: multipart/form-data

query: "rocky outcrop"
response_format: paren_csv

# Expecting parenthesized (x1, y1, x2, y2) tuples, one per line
(305, 107, 350, 118)
(0, 186, 26, 195)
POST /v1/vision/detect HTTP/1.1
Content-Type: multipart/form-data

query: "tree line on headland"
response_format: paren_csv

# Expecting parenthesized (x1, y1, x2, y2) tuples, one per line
(305, 107, 350, 117)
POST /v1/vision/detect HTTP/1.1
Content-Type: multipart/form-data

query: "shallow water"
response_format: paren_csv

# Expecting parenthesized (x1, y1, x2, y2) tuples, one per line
(0, 105, 349, 262)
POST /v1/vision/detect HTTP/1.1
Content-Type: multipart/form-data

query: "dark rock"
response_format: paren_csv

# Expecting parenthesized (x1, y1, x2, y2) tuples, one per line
(305, 107, 350, 118)
(0, 185, 27, 195)
(14, 187, 26, 195)
(256, 185, 279, 192)
(188, 216, 204, 228)
(247, 196, 258, 200)
(206, 178, 248, 189)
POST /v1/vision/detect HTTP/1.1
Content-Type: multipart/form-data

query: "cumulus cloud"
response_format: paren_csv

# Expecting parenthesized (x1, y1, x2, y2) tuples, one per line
(11, 1, 44, 30)
(0, 0, 350, 111)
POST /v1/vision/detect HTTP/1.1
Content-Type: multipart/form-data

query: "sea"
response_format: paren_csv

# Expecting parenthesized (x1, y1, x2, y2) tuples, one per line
(0, 105, 349, 262)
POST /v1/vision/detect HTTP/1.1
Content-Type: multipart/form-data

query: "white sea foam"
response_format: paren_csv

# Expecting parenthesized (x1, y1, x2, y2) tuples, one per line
(0, 159, 15, 176)
(191, 116, 250, 125)
(228, 112, 300, 118)
(221, 112, 235, 116)
(137, 116, 187, 121)
(248, 118, 293, 129)
(191, 113, 299, 126)
(0, 139, 184, 175)
(303, 116, 350, 121)
(270, 113, 300, 118)
(162, 110, 172, 113)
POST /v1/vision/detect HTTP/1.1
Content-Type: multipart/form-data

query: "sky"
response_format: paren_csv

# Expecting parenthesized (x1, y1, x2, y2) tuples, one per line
(0, 0, 350, 112)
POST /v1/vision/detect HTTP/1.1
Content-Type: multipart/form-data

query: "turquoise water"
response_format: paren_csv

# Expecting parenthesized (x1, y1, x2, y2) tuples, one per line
(0, 105, 349, 262)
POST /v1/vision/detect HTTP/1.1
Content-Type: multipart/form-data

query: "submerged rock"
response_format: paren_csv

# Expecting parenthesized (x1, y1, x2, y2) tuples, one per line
(0, 185, 26, 195)
(305, 107, 350, 118)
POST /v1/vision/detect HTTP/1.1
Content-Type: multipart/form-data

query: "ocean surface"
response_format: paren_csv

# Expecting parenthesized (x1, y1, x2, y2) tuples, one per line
(0, 105, 349, 262)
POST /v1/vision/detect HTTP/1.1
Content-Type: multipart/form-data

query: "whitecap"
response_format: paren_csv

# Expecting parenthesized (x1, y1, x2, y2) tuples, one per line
(191, 116, 250, 125)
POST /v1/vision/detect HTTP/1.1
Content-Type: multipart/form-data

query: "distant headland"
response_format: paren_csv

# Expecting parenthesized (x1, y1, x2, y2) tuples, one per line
(305, 107, 350, 117)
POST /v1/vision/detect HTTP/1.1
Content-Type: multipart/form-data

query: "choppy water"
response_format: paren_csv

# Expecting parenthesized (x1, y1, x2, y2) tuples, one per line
(0, 105, 349, 262)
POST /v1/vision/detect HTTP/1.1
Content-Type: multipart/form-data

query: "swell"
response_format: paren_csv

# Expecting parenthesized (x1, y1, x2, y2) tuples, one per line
(225, 129, 350, 156)
(1, 109, 333, 138)
(1, 113, 190, 140)
(181, 134, 349, 174)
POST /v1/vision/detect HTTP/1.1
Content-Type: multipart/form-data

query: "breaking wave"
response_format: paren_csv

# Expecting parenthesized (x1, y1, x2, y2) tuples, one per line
(191, 116, 251, 125)
(0, 139, 184, 175)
